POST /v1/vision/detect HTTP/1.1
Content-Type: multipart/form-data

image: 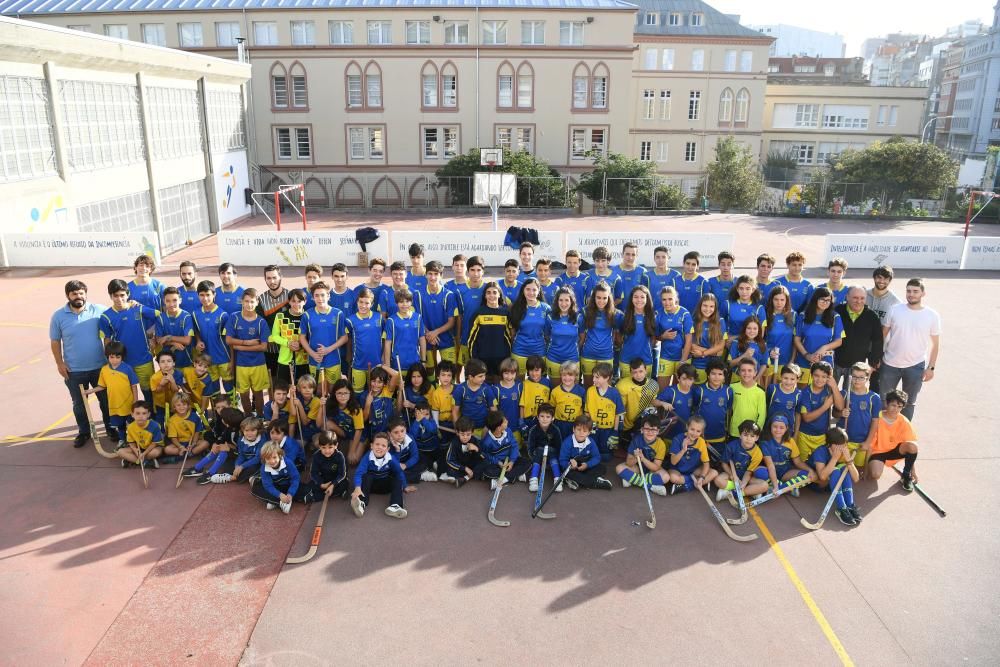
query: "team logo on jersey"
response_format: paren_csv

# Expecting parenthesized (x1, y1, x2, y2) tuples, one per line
(860, 401, 868, 411)
(717, 398, 726, 407)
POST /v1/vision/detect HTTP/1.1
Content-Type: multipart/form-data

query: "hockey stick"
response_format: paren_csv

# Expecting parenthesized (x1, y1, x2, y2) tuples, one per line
(136, 445, 149, 489)
(747, 474, 811, 508)
(800, 465, 848, 530)
(320, 370, 328, 432)
(288, 362, 300, 443)
(488, 458, 511, 527)
(891, 464, 946, 517)
(697, 483, 757, 541)
(635, 456, 656, 529)
(396, 355, 410, 427)
(726, 461, 749, 526)
(175, 428, 197, 489)
(286, 493, 330, 564)
(79, 384, 117, 459)
(532, 446, 556, 520)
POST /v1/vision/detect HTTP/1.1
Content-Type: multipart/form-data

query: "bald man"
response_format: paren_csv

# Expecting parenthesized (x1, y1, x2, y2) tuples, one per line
(834, 286, 883, 388)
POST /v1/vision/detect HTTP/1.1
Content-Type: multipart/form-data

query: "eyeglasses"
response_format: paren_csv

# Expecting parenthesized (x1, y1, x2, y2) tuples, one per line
(641, 426, 659, 432)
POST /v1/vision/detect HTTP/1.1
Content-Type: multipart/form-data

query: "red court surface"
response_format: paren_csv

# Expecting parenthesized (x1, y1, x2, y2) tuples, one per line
(1, 213, 998, 666)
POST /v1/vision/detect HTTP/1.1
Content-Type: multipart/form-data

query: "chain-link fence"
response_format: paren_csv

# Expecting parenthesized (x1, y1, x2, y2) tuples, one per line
(599, 176, 704, 211)
(757, 180, 948, 217)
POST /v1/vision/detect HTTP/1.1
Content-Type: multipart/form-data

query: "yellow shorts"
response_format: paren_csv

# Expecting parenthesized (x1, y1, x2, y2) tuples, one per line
(134, 361, 154, 391)
(847, 442, 869, 467)
(796, 432, 826, 462)
(694, 368, 708, 384)
(581, 357, 613, 377)
(208, 362, 233, 384)
(798, 368, 813, 386)
(619, 362, 653, 381)
(546, 358, 580, 383)
(658, 358, 680, 380)
(236, 364, 270, 393)
(764, 363, 784, 378)
(351, 367, 370, 394)
(458, 345, 471, 366)
(310, 365, 342, 389)
(427, 347, 457, 367)
(511, 353, 528, 376)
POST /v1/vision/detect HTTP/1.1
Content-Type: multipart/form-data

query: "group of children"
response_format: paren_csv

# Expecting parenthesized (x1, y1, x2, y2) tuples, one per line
(84, 244, 920, 524)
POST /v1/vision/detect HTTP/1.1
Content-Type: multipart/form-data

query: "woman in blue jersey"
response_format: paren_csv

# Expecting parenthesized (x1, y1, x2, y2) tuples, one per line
(655, 286, 693, 390)
(793, 287, 844, 386)
(617, 285, 657, 380)
(763, 285, 796, 387)
(544, 287, 583, 383)
(689, 293, 727, 384)
(509, 278, 551, 377)
(725, 275, 765, 338)
(580, 282, 623, 387)
(345, 287, 386, 393)
(727, 316, 767, 382)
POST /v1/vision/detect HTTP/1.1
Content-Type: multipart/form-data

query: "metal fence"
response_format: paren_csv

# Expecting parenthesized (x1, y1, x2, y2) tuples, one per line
(601, 176, 704, 211)
(757, 180, 947, 217)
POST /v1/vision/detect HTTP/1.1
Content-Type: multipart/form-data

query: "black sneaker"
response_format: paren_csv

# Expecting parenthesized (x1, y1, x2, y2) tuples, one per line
(849, 506, 863, 523)
(565, 478, 580, 491)
(836, 508, 857, 526)
(595, 477, 613, 491)
(121, 459, 129, 469)
(197, 473, 213, 486)
(183, 468, 203, 478)
(73, 433, 90, 448)
(900, 474, 914, 492)
(455, 476, 468, 488)
(670, 483, 684, 496)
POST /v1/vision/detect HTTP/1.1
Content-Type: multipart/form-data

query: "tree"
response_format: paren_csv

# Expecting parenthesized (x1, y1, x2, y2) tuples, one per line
(434, 148, 568, 207)
(830, 138, 957, 209)
(576, 151, 689, 210)
(706, 136, 763, 212)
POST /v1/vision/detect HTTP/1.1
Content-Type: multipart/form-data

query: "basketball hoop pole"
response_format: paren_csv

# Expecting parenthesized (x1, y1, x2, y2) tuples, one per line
(490, 195, 499, 232)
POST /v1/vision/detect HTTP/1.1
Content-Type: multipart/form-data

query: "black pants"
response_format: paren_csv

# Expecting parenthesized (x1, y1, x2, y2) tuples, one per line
(276, 363, 312, 385)
(419, 449, 449, 476)
(308, 477, 350, 499)
(65, 368, 111, 438)
(250, 477, 311, 504)
(565, 462, 607, 488)
(403, 458, 427, 484)
(360, 472, 404, 506)
(448, 451, 482, 475)
(234, 463, 260, 482)
(473, 458, 531, 481)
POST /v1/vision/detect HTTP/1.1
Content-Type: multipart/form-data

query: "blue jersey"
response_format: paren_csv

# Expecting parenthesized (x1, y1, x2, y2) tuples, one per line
(807, 444, 836, 472)
(155, 309, 195, 367)
(695, 383, 733, 441)
(757, 279, 778, 303)
(481, 427, 520, 465)
(725, 301, 765, 338)
(728, 340, 766, 369)
(646, 269, 680, 300)
(385, 311, 425, 370)
(675, 274, 706, 314)
(619, 314, 655, 366)
(545, 313, 583, 363)
(691, 319, 727, 371)
(420, 286, 458, 350)
(193, 305, 230, 367)
(378, 286, 423, 318)
(226, 313, 270, 367)
(99, 304, 158, 368)
(178, 285, 200, 314)
(496, 381, 522, 432)
(498, 280, 522, 306)
(763, 314, 796, 366)
(127, 279, 166, 311)
(655, 306, 693, 362)
(328, 287, 356, 316)
(616, 266, 648, 302)
(760, 437, 798, 471)
(518, 269, 536, 282)
(511, 302, 551, 357)
(559, 434, 601, 471)
(214, 285, 245, 316)
(766, 384, 801, 426)
(405, 272, 429, 297)
(555, 272, 589, 308)
(359, 388, 395, 435)
(843, 390, 881, 443)
(724, 439, 764, 477)
(706, 276, 734, 306)
(670, 431, 708, 472)
(820, 282, 850, 307)
(539, 281, 559, 305)
(301, 307, 347, 370)
(798, 386, 832, 436)
(794, 312, 845, 366)
(452, 382, 498, 428)
(458, 283, 487, 345)
(656, 385, 695, 423)
(580, 310, 623, 361)
(587, 270, 623, 303)
(776, 276, 813, 313)
(345, 311, 383, 372)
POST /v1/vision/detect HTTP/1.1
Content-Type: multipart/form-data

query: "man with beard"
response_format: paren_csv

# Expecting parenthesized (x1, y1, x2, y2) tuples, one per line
(256, 264, 289, 392)
(50, 280, 112, 447)
(178, 261, 200, 313)
(880, 278, 941, 421)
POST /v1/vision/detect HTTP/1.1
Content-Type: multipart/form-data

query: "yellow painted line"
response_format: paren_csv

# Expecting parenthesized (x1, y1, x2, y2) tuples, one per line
(0, 322, 47, 329)
(750, 508, 854, 667)
(14, 410, 75, 446)
(2, 436, 71, 443)
(2, 365, 19, 375)
(27, 357, 41, 364)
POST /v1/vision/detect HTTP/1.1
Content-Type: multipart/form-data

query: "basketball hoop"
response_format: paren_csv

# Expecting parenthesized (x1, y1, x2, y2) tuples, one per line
(475, 148, 514, 231)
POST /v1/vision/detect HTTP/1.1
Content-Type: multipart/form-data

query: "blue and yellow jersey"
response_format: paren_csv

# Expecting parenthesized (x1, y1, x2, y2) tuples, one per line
(512, 302, 551, 358)
(655, 306, 693, 362)
(758, 278, 777, 303)
(656, 385, 695, 423)
(723, 438, 764, 476)
(550, 383, 586, 424)
(647, 269, 680, 300)
(670, 432, 710, 471)
(766, 384, 801, 426)
(405, 272, 429, 297)
(457, 283, 486, 345)
(385, 310, 425, 370)
(674, 274, 706, 314)
(616, 376, 659, 430)
(706, 276, 735, 307)
(467, 306, 511, 360)
(819, 282, 850, 307)
(99, 362, 139, 417)
(182, 367, 211, 405)
(329, 286, 356, 316)
(691, 319, 728, 370)
(580, 310, 622, 361)
(586, 269, 623, 302)
(263, 398, 295, 425)
(345, 311, 383, 371)
(451, 382, 498, 428)
(794, 312, 845, 366)
(331, 406, 364, 440)
(126, 419, 164, 450)
(585, 385, 624, 430)
(775, 276, 813, 313)
(359, 388, 394, 433)
(760, 437, 800, 470)
(724, 301, 765, 338)
(499, 280, 522, 306)
(428, 384, 457, 424)
(628, 433, 667, 462)
(377, 286, 423, 318)
(798, 386, 832, 436)
(214, 285, 245, 316)
(728, 340, 766, 369)
(695, 383, 733, 441)
(844, 390, 881, 443)
(127, 278, 166, 311)
(555, 272, 590, 308)
(619, 313, 655, 366)
(539, 280, 559, 305)
(166, 411, 204, 444)
(155, 310, 195, 367)
(519, 378, 552, 420)
(193, 305, 230, 367)
(763, 314, 796, 366)
(496, 381, 523, 431)
(226, 313, 270, 367)
(302, 306, 346, 370)
(99, 304, 158, 367)
(420, 286, 459, 349)
(545, 313, 582, 363)
(150, 368, 185, 411)
(178, 285, 200, 314)
(616, 265, 648, 302)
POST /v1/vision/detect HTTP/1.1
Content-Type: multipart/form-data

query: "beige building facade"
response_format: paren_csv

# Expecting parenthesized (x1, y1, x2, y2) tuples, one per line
(762, 84, 927, 168)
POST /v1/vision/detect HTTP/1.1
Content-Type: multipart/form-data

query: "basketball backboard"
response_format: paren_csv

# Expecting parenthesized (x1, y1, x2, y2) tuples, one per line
(480, 147, 503, 167)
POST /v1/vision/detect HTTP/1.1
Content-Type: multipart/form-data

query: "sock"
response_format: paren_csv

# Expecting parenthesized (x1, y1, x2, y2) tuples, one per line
(902, 452, 917, 477)
(683, 474, 695, 491)
(843, 486, 855, 507)
(778, 477, 800, 491)
(551, 463, 561, 479)
(530, 463, 540, 479)
(619, 469, 635, 484)
(835, 490, 847, 510)
(655, 472, 670, 486)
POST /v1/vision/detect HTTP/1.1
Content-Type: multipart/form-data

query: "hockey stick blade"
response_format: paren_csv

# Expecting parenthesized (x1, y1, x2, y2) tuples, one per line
(698, 485, 756, 542)
(488, 461, 510, 527)
(800, 467, 848, 530)
(726, 462, 749, 525)
(287, 494, 330, 564)
(532, 449, 556, 520)
(636, 457, 656, 530)
(891, 464, 946, 517)
(747, 475, 812, 510)
(79, 384, 117, 459)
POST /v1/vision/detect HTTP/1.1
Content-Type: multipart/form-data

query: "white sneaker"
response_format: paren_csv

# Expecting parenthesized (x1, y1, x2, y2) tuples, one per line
(438, 473, 455, 483)
(621, 477, 631, 488)
(650, 484, 668, 497)
(727, 493, 739, 508)
(351, 496, 365, 518)
(491, 479, 498, 491)
(210, 473, 233, 484)
(265, 503, 277, 511)
(518, 474, 527, 483)
(279, 501, 292, 514)
(385, 504, 408, 519)
(716, 488, 730, 502)
(528, 477, 539, 492)
(554, 481, 564, 493)
(420, 470, 438, 482)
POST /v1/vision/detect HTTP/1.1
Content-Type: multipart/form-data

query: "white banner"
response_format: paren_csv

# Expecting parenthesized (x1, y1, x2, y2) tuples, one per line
(213, 150, 251, 227)
(2, 233, 159, 267)
(218, 231, 389, 267)
(391, 230, 564, 267)
(825, 234, 964, 269)
(961, 236, 1000, 270)
(564, 232, 736, 267)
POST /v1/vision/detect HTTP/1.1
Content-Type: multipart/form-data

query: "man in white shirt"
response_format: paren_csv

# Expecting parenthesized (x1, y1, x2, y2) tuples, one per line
(866, 265, 901, 325)
(880, 278, 941, 421)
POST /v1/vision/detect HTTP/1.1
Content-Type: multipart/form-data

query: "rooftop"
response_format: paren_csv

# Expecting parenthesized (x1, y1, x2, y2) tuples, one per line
(633, 0, 766, 39)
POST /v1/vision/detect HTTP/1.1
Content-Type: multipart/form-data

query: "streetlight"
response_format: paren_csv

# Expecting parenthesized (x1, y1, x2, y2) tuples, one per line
(921, 115, 955, 143)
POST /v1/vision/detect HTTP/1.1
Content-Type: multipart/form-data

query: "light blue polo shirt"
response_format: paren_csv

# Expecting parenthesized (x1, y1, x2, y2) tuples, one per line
(50, 302, 107, 372)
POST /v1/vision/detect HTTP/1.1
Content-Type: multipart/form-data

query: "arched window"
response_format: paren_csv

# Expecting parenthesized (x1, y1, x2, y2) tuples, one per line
(420, 61, 439, 109)
(571, 62, 590, 109)
(735, 88, 750, 123)
(289, 61, 308, 109)
(516, 61, 534, 109)
(591, 62, 609, 109)
(270, 62, 288, 109)
(718, 87, 733, 123)
(363, 60, 383, 108)
(441, 61, 458, 108)
(344, 61, 363, 108)
(497, 61, 515, 108)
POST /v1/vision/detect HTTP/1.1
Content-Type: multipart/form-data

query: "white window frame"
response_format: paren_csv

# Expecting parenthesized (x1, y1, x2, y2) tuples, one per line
(254, 21, 278, 46)
(719, 89, 733, 122)
(591, 75, 607, 109)
(522, 20, 545, 45)
(657, 141, 668, 162)
(348, 126, 385, 160)
(141, 24, 165, 46)
(349, 127, 366, 159)
(366, 74, 382, 107)
(423, 74, 438, 107)
(724, 50, 737, 72)
(444, 21, 469, 44)
(660, 90, 671, 120)
(642, 89, 654, 120)
(739, 51, 753, 72)
(482, 20, 507, 45)
(369, 127, 384, 158)
(215, 21, 241, 47)
(690, 13, 704, 27)
(272, 75, 288, 108)
(688, 90, 700, 120)
(367, 20, 392, 45)
(276, 127, 292, 160)
(517, 73, 532, 108)
(423, 126, 459, 159)
(571, 127, 607, 159)
(668, 12, 682, 26)
(794, 104, 819, 128)
(662, 49, 675, 70)
(639, 140, 651, 161)
(295, 127, 311, 159)
(405, 20, 430, 45)
(735, 89, 749, 123)
(443, 74, 457, 107)
(329, 20, 353, 45)
(178, 23, 204, 47)
(291, 20, 315, 46)
(291, 75, 307, 108)
(104, 24, 128, 40)
(573, 76, 588, 109)
(347, 75, 362, 108)
(644, 13, 657, 26)
(498, 74, 513, 108)
(560, 21, 584, 46)
(691, 49, 704, 71)
(644, 49, 657, 69)
(684, 141, 697, 163)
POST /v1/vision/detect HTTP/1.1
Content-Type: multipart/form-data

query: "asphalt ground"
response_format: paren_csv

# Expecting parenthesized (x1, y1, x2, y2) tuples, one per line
(1, 212, 997, 666)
